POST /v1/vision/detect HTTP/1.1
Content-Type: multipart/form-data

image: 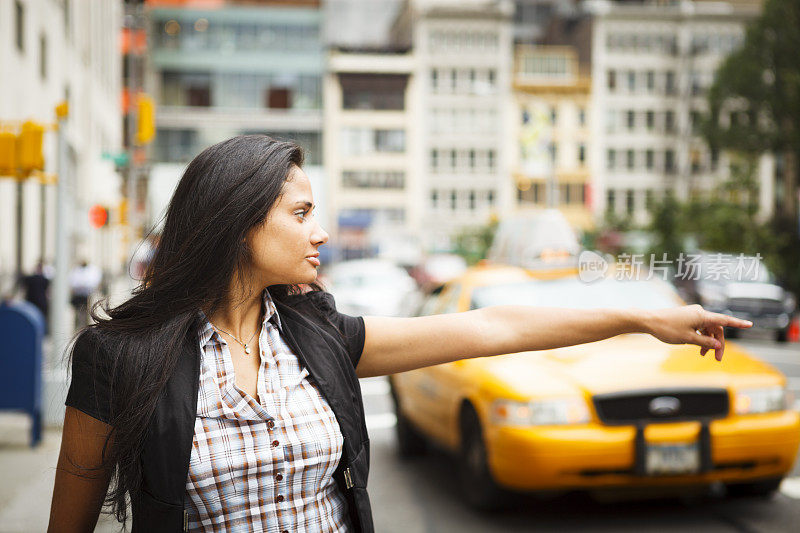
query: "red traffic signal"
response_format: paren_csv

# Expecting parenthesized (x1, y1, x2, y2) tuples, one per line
(89, 204, 109, 228)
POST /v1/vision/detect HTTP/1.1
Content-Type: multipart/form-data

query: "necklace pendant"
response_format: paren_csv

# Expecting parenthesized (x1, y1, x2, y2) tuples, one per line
(244, 345, 251, 354)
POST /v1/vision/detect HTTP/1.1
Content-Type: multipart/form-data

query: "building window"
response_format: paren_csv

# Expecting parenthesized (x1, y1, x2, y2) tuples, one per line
(578, 107, 586, 126)
(646, 149, 655, 170)
(469, 190, 476, 210)
(341, 128, 405, 156)
(342, 170, 405, 189)
(550, 106, 557, 125)
(607, 149, 616, 170)
(162, 71, 212, 107)
(690, 110, 701, 132)
(626, 110, 635, 130)
(690, 149, 702, 174)
(431, 69, 438, 91)
(665, 71, 676, 95)
(646, 110, 655, 130)
(341, 74, 407, 110)
(450, 149, 457, 170)
(578, 143, 586, 165)
(487, 190, 495, 206)
(665, 110, 675, 133)
(549, 142, 557, 164)
(626, 189, 635, 214)
(450, 190, 457, 210)
(626, 149, 635, 170)
(430, 149, 438, 171)
(605, 109, 617, 132)
(431, 190, 438, 208)
(646, 189, 655, 209)
(487, 150, 495, 171)
(665, 149, 675, 173)
(607, 189, 616, 212)
(646, 70, 655, 92)
(15, 1, 25, 53)
(39, 34, 46, 79)
(607, 69, 616, 91)
(627, 70, 636, 92)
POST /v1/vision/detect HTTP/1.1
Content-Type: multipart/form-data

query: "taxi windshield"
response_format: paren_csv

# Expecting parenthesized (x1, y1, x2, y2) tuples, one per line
(471, 277, 681, 310)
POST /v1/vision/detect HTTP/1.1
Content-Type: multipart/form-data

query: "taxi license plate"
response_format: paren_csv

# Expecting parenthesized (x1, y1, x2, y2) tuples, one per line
(645, 442, 700, 476)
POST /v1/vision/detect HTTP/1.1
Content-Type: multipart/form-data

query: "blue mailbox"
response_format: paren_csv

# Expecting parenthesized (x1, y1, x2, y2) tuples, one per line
(0, 300, 45, 446)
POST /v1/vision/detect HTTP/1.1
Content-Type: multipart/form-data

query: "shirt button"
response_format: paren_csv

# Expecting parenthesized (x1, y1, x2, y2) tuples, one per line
(267, 419, 275, 430)
(272, 440, 280, 447)
(276, 473, 283, 481)
(276, 494, 284, 503)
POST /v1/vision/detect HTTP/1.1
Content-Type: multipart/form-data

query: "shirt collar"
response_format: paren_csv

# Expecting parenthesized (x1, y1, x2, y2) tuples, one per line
(197, 289, 283, 347)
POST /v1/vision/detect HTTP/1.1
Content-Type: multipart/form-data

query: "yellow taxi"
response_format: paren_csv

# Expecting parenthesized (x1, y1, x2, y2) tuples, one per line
(389, 263, 800, 509)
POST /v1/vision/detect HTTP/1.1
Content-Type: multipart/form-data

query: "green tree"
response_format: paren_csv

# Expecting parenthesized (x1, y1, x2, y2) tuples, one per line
(704, 0, 800, 220)
(703, 0, 800, 293)
(453, 218, 498, 265)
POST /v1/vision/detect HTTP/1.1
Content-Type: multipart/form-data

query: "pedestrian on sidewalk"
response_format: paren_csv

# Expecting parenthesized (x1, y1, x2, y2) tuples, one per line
(69, 259, 102, 330)
(17, 259, 51, 334)
(48, 135, 752, 533)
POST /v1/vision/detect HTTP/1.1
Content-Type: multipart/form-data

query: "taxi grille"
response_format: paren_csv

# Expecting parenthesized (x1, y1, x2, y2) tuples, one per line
(592, 388, 729, 425)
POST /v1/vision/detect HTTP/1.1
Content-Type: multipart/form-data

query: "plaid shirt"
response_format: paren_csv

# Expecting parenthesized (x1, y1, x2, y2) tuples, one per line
(186, 290, 349, 532)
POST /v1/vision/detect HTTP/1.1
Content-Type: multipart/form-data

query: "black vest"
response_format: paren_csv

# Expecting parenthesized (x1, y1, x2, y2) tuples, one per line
(120, 292, 372, 532)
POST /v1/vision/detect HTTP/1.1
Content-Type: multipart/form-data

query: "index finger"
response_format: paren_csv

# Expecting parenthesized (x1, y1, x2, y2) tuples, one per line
(706, 311, 753, 330)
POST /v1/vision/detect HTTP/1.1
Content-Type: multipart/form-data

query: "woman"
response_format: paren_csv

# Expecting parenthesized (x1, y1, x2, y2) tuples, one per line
(48, 135, 750, 533)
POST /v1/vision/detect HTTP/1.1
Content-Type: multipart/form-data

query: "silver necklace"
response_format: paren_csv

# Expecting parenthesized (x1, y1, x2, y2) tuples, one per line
(211, 323, 259, 355)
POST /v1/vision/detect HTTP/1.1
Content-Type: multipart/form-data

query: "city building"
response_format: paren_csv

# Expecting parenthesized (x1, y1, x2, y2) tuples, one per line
(391, 0, 515, 251)
(323, 46, 418, 262)
(590, 0, 763, 224)
(0, 0, 124, 291)
(145, 0, 327, 232)
(512, 44, 593, 230)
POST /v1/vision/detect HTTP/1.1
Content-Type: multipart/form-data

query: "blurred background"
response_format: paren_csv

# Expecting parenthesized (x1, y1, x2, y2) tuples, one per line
(1, 0, 799, 531)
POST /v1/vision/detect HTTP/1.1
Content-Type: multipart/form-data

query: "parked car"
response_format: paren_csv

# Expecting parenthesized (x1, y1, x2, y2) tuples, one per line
(410, 253, 468, 293)
(673, 253, 796, 342)
(324, 258, 419, 317)
(390, 264, 800, 509)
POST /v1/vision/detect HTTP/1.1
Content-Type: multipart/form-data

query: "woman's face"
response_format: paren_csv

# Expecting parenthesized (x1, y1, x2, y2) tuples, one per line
(246, 166, 329, 286)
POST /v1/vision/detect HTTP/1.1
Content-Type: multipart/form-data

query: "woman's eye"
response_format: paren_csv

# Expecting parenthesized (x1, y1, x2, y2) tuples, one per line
(295, 210, 309, 220)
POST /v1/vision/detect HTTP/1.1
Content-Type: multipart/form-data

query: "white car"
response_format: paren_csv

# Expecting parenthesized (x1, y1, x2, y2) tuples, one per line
(324, 259, 420, 317)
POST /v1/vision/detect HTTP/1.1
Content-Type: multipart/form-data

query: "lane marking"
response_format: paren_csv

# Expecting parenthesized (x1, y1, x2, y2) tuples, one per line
(780, 477, 800, 499)
(366, 413, 397, 430)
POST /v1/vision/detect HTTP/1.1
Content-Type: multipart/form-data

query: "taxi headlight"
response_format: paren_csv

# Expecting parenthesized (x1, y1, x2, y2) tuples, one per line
(734, 387, 790, 415)
(491, 398, 590, 426)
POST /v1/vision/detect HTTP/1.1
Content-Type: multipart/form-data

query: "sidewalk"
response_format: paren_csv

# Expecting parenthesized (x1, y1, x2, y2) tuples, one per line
(0, 414, 119, 532)
(0, 275, 138, 531)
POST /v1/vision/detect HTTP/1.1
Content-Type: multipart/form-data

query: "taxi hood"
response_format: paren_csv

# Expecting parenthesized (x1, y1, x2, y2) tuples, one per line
(480, 334, 784, 399)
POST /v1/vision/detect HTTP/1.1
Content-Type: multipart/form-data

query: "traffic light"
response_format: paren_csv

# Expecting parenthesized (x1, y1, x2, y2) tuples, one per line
(136, 93, 155, 145)
(0, 131, 17, 176)
(19, 121, 45, 172)
(89, 204, 110, 228)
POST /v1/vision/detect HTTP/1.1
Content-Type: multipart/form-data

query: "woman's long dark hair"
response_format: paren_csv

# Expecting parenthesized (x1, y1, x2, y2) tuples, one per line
(79, 135, 324, 523)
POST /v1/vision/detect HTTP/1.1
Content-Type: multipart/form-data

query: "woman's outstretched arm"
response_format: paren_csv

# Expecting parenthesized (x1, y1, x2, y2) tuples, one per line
(356, 304, 751, 378)
(48, 407, 113, 532)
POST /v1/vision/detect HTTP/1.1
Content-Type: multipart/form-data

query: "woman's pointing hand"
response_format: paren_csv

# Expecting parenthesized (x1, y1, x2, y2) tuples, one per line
(646, 304, 753, 361)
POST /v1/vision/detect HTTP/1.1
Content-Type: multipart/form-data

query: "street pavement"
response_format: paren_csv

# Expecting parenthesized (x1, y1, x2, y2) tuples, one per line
(1, 327, 797, 532)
